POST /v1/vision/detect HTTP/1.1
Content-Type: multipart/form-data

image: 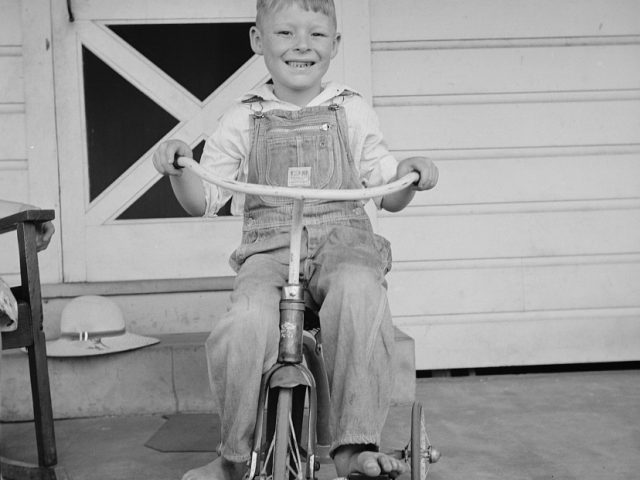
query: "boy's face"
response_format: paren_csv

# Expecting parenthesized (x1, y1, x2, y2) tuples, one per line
(250, 3, 341, 106)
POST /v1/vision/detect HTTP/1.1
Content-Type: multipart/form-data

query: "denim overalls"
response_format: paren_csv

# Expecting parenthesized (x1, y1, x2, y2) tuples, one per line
(205, 96, 396, 461)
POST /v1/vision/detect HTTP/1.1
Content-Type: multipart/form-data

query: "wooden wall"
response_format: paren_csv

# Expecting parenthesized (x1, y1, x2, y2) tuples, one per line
(0, 0, 27, 280)
(0, 0, 27, 202)
(1, 0, 60, 284)
(1, 0, 639, 370)
(371, 0, 640, 369)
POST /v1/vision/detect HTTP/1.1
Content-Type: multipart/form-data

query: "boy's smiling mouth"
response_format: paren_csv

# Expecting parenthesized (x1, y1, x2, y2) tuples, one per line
(286, 61, 315, 68)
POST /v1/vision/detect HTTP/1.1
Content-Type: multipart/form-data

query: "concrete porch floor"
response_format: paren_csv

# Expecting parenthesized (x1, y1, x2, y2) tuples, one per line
(2, 368, 639, 480)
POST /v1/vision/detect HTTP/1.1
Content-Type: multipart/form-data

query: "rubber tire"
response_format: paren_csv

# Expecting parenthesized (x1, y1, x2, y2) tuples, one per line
(273, 387, 294, 480)
(411, 402, 428, 480)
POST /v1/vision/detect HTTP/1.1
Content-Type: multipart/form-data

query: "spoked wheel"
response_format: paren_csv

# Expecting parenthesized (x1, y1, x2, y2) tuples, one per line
(273, 387, 293, 480)
(269, 387, 306, 480)
(410, 402, 440, 480)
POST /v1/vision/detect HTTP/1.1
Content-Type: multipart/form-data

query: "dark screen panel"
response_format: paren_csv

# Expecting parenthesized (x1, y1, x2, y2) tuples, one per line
(117, 141, 232, 219)
(109, 23, 255, 101)
(83, 46, 179, 201)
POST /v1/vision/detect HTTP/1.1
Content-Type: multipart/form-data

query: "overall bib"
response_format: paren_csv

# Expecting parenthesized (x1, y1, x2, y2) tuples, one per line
(205, 99, 395, 461)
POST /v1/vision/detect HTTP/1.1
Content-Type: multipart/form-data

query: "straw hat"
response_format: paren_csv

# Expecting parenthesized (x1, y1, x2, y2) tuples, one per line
(46, 295, 159, 357)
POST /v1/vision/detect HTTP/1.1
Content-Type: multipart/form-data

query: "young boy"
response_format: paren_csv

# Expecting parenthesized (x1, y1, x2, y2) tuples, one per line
(152, 1, 438, 479)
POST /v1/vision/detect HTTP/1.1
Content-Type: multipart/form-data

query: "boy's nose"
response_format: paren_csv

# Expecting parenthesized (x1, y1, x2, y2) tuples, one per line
(294, 35, 310, 51)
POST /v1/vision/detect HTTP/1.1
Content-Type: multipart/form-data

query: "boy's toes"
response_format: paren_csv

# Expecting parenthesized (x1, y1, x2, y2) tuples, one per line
(356, 452, 407, 478)
(358, 453, 382, 476)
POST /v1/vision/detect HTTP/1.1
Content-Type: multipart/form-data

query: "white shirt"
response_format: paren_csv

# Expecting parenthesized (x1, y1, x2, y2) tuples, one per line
(201, 82, 398, 217)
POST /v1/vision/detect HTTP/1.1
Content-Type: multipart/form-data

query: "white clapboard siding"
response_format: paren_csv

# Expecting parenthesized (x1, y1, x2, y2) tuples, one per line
(387, 258, 640, 368)
(387, 256, 640, 316)
(0, 55, 23, 103)
(0, 161, 28, 278)
(0, 162, 29, 200)
(0, 110, 26, 161)
(392, 150, 640, 206)
(373, 45, 640, 97)
(369, 0, 640, 368)
(370, 0, 640, 41)
(377, 99, 640, 150)
(400, 308, 640, 369)
(1, 0, 637, 372)
(0, 0, 21, 45)
(0, 0, 28, 283)
(0, 0, 26, 162)
(0, 158, 26, 279)
(379, 204, 640, 262)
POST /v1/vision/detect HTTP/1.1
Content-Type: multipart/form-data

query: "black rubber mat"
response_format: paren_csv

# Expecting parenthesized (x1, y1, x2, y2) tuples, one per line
(145, 413, 220, 452)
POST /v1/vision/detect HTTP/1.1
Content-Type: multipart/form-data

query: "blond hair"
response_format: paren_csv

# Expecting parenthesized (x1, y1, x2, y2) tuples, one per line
(256, 0, 337, 29)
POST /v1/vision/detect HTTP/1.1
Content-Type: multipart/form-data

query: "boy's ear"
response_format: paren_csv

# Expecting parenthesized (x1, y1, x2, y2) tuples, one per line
(331, 32, 342, 59)
(250, 26, 264, 55)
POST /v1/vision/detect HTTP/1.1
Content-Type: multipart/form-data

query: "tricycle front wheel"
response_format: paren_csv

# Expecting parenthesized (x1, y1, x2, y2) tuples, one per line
(410, 402, 440, 480)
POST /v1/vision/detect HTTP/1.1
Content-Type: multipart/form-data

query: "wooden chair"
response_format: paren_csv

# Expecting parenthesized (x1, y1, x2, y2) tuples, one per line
(1, 209, 59, 479)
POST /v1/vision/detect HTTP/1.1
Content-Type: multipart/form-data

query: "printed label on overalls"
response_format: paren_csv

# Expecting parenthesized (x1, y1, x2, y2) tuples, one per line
(288, 167, 311, 187)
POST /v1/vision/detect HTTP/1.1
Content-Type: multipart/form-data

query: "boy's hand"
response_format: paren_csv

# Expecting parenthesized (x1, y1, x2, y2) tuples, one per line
(15, 204, 55, 252)
(152, 140, 193, 176)
(1, 201, 54, 252)
(397, 157, 439, 191)
(35, 220, 55, 252)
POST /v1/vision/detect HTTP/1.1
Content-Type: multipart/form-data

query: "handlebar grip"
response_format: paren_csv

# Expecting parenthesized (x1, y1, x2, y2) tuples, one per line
(172, 155, 184, 170)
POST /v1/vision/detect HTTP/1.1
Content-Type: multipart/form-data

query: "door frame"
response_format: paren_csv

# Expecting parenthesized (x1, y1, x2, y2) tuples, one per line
(20, 0, 62, 284)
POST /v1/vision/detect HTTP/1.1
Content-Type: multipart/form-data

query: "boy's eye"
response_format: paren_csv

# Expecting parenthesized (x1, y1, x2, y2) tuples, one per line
(277, 31, 293, 36)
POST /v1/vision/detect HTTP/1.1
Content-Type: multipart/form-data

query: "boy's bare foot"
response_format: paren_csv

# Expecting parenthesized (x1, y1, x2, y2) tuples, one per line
(333, 445, 408, 478)
(181, 456, 247, 480)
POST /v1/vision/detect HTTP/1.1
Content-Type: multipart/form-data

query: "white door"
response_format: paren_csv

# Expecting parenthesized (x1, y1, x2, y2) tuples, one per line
(51, 0, 363, 282)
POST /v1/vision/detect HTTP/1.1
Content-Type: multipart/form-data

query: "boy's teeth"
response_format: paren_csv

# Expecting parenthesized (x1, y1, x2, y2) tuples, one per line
(288, 62, 313, 68)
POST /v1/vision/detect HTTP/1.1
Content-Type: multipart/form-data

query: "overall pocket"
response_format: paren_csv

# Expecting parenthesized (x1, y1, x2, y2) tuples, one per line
(264, 132, 336, 189)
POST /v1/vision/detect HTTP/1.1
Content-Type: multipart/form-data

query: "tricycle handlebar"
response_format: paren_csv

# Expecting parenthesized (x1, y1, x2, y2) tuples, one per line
(173, 156, 418, 201)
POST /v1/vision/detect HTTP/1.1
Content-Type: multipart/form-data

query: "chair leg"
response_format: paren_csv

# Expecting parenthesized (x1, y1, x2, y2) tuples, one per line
(27, 339, 57, 468)
(0, 211, 60, 479)
(18, 221, 57, 468)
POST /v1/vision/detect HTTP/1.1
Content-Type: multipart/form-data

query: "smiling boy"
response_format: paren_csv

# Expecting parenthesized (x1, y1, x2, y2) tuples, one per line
(251, 0, 341, 107)
(153, 1, 438, 480)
